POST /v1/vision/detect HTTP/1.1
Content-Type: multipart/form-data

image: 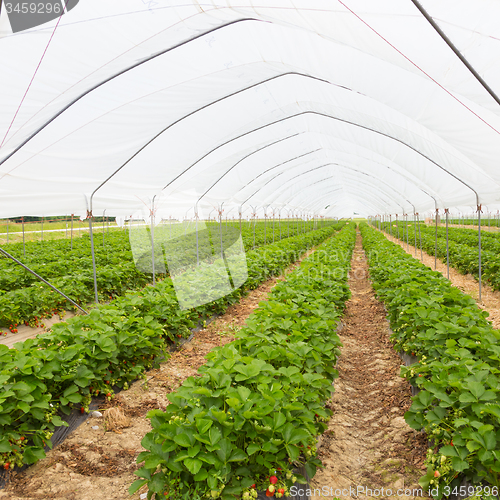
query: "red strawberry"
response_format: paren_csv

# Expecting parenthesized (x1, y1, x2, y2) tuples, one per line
(269, 476, 278, 484)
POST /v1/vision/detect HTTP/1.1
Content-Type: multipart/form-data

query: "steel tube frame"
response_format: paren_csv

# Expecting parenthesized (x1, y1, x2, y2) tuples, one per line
(0, 246, 88, 315)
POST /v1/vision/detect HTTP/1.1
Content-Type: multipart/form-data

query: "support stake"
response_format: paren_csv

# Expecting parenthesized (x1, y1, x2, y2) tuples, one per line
(445, 208, 450, 279)
(478, 204, 482, 302)
(0, 246, 88, 315)
(435, 208, 439, 270)
(88, 211, 99, 303)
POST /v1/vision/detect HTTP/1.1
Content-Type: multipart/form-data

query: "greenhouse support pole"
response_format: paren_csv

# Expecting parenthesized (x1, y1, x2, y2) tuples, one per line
(22, 217, 26, 257)
(253, 214, 256, 250)
(287, 212, 290, 238)
(102, 209, 106, 247)
(389, 215, 392, 238)
(219, 208, 224, 260)
(65, 215, 68, 238)
(279, 211, 282, 240)
(405, 214, 409, 251)
(88, 212, 99, 303)
(41, 216, 44, 242)
(264, 211, 267, 245)
(414, 213, 417, 256)
(150, 206, 156, 286)
(445, 208, 450, 279)
(70, 214, 74, 250)
(434, 209, 439, 270)
(239, 209, 243, 252)
(272, 211, 275, 243)
(6, 219, 8, 244)
(396, 214, 399, 240)
(0, 247, 89, 315)
(417, 213, 423, 261)
(478, 205, 482, 302)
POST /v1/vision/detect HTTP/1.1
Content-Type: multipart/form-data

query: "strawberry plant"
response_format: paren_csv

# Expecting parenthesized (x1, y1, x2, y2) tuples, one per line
(0, 223, 342, 471)
(130, 224, 356, 499)
(361, 223, 500, 497)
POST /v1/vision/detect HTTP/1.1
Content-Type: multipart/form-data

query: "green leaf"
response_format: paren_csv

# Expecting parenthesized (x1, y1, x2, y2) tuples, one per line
(17, 401, 30, 413)
(237, 386, 251, 401)
(184, 458, 203, 475)
(459, 392, 477, 403)
(288, 429, 310, 445)
(439, 445, 458, 457)
(174, 433, 194, 448)
(450, 457, 469, 471)
(129, 479, 148, 496)
(194, 468, 209, 481)
(196, 418, 212, 435)
(62, 384, 79, 397)
(22, 446, 46, 465)
(246, 443, 260, 456)
(188, 444, 201, 458)
(51, 415, 68, 427)
(468, 381, 485, 400)
(228, 449, 247, 462)
(305, 462, 317, 479)
(209, 426, 221, 445)
(144, 454, 163, 469)
(273, 412, 286, 430)
(484, 431, 496, 450)
(216, 438, 231, 463)
(0, 439, 11, 453)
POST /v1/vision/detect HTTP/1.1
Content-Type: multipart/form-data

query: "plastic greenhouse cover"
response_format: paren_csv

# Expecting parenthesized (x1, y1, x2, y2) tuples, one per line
(1, 0, 500, 219)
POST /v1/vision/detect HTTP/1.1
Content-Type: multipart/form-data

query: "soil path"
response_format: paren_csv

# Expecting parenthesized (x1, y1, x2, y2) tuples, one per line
(379, 230, 500, 330)
(311, 231, 428, 499)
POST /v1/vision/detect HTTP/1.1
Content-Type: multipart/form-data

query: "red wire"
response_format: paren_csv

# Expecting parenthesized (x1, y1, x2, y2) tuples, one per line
(0, 1, 70, 149)
(336, 0, 500, 136)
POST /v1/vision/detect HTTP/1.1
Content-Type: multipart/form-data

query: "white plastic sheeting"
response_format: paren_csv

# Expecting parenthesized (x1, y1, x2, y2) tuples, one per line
(1, 0, 500, 219)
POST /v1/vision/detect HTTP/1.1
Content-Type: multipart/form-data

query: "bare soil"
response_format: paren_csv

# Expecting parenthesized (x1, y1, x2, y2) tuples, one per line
(381, 230, 500, 330)
(311, 232, 428, 499)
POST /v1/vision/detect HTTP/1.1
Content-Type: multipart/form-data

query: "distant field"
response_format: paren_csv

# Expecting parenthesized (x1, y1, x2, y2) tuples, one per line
(0, 219, 121, 245)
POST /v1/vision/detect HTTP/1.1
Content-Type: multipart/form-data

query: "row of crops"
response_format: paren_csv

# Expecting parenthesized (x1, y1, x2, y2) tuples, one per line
(0, 219, 333, 331)
(361, 223, 500, 494)
(375, 220, 500, 291)
(0, 222, 344, 473)
(448, 219, 500, 228)
(131, 223, 356, 499)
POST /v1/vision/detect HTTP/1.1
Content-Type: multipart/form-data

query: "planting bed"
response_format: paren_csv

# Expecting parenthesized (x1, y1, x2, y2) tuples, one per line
(0, 224, 342, 481)
(361, 223, 500, 496)
(310, 230, 428, 499)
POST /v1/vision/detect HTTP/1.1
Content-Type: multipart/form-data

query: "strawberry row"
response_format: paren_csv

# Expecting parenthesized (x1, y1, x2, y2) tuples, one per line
(360, 223, 500, 496)
(0, 223, 342, 472)
(377, 221, 500, 291)
(131, 223, 356, 499)
(0, 221, 332, 330)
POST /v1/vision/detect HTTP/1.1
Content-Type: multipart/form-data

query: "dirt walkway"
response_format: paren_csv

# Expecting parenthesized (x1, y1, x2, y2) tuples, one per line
(311, 232, 428, 500)
(380, 230, 500, 330)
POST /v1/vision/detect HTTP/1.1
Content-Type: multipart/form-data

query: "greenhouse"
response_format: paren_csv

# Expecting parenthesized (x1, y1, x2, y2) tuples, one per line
(1, 1, 500, 499)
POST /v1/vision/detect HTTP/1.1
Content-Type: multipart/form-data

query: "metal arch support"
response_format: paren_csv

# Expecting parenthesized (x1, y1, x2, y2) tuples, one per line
(91, 104, 480, 214)
(410, 0, 500, 108)
(434, 208, 439, 271)
(0, 18, 261, 169)
(444, 208, 450, 279)
(0, 247, 88, 315)
(478, 204, 483, 302)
